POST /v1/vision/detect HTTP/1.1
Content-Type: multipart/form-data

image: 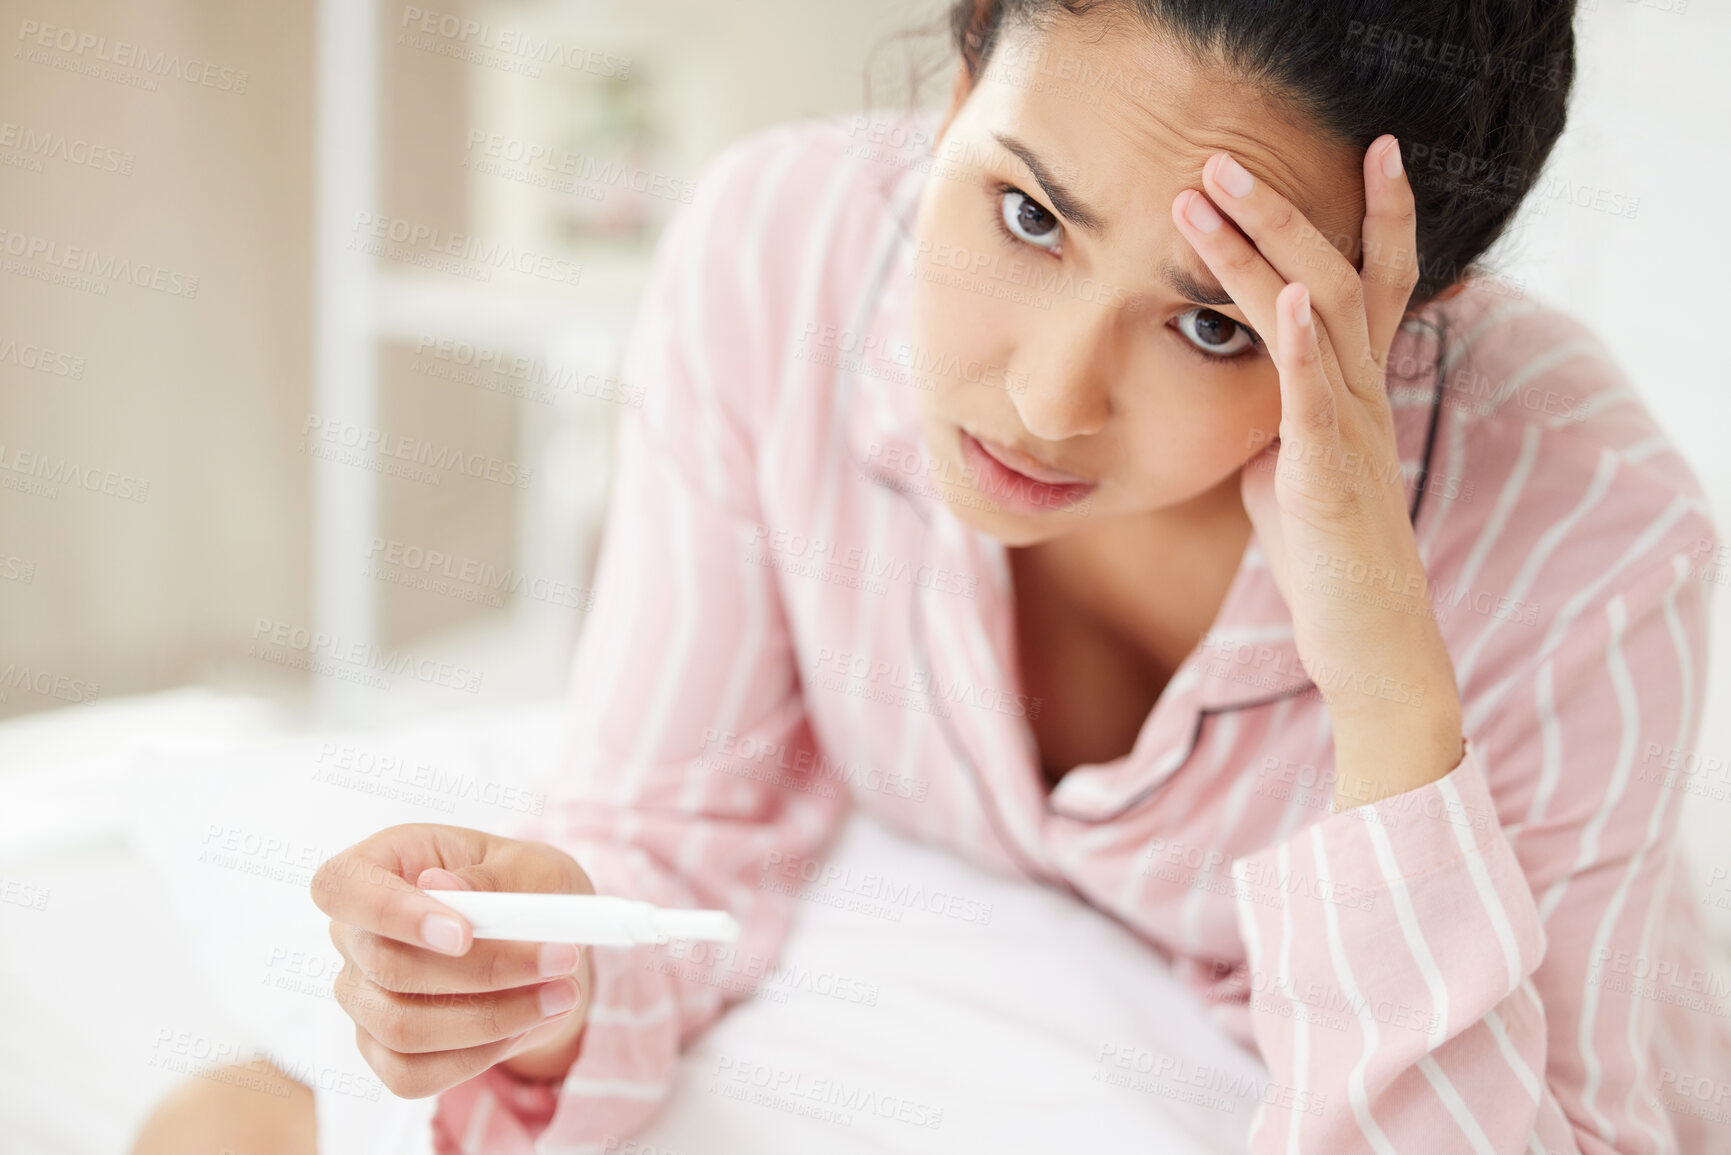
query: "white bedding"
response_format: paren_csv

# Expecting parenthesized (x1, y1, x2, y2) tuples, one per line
(1, 691, 1274, 1155)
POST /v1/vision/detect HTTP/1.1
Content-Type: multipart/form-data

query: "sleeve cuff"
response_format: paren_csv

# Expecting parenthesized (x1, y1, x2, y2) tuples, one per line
(431, 935, 683, 1155)
(432, 838, 687, 1154)
(1240, 737, 1512, 888)
(1228, 738, 1546, 1038)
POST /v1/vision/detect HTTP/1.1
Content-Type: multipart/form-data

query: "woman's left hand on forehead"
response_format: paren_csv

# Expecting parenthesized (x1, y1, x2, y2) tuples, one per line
(1171, 134, 1464, 802)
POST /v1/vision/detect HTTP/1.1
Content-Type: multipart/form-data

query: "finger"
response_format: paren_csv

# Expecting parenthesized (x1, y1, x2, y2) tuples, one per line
(1200, 151, 1373, 372)
(1274, 283, 1342, 467)
(441, 837, 595, 900)
(332, 919, 582, 996)
(334, 958, 582, 1056)
(1171, 189, 1347, 390)
(311, 826, 485, 958)
(1359, 135, 1420, 368)
(352, 1021, 530, 1100)
(1170, 189, 1288, 355)
(415, 866, 470, 892)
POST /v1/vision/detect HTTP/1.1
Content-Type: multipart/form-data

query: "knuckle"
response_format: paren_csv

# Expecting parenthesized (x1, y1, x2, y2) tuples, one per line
(356, 1025, 409, 1095)
(453, 1040, 499, 1081)
(1320, 484, 1364, 521)
(1268, 200, 1297, 234)
(373, 960, 414, 996)
(334, 962, 385, 1023)
(352, 935, 419, 997)
(373, 1005, 418, 1052)
(310, 855, 343, 908)
(1225, 247, 1261, 280)
(477, 992, 507, 1040)
(350, 933, 395, 989)
(331, 974, 359, 1021)
(1335, 271, 1366, 314)
(376, 1055, 420, 1098)
(395, 1062, 441, 1100)
(481, 947, 505, 991)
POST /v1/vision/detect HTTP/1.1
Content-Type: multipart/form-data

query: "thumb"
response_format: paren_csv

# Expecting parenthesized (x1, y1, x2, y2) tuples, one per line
(1240, 439, 1283, 540)
(1240, 441, 1291, 596)
(416, 866, 474, 891)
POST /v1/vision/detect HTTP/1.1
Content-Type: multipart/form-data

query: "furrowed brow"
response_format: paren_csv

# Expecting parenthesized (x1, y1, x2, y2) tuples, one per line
(992, 132, 1105, 236)
(1161, 261, 1235, 308)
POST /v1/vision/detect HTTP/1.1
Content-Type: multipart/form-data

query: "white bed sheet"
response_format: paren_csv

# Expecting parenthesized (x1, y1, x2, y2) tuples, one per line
(2, 691, 1281, 1154)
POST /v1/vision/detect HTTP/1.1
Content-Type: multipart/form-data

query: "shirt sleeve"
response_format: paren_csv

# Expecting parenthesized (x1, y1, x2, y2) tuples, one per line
(431, 127, 851, 1155)
(1227, 492, 1721, 1149)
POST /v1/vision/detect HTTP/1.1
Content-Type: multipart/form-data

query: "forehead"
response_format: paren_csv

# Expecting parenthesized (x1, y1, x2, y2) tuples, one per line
(973, 12, 1367, 261)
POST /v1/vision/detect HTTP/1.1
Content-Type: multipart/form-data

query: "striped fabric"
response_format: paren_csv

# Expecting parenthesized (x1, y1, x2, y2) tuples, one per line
(430, 111, 1731, 1154)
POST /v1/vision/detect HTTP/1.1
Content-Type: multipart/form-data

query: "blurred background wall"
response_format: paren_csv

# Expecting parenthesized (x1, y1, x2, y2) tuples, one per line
(0, 0, 954, 724)
(1, 0, 1726, 738)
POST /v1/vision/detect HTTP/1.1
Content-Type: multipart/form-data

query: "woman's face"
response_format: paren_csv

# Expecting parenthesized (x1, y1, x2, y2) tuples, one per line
(908, 15, 1370, 547)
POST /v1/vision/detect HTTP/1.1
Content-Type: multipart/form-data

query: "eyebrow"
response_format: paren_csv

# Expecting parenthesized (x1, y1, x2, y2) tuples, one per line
(993, 131, 1239, 311)
(993, 132, 1105, 235)
(1161, 262, 1235, 309)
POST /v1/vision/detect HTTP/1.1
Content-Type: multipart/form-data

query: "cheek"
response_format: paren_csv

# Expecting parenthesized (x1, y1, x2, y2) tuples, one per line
(907, 194, 1018, 406)
(1115, 352, 1284, 486)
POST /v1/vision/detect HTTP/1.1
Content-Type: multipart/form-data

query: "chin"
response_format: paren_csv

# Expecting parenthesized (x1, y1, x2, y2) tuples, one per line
(933, 476, 1087, 546)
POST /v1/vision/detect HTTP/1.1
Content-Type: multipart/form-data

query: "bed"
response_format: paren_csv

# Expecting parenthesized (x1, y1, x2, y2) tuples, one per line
(4, 687, 1294, 1155)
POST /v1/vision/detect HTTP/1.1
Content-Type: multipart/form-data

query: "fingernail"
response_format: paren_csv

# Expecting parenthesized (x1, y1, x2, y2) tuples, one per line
(1214, 154, 1253, 198)
(1295, 287, 1312, 328)
(539, 978, 578, 1018)
(417, 867, 469, 891)
(1183, 192, 1223, 233)
(421, 912, 465, 955)
(539, 942, 579, 978)
(1381, 138, 1404, 181)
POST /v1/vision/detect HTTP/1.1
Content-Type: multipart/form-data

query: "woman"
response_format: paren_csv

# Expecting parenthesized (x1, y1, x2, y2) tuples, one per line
(134, 1, 1730, 1152)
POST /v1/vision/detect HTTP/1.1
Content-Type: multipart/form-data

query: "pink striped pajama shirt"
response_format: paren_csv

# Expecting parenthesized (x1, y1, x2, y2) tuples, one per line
(430, 112, 1731, 1154)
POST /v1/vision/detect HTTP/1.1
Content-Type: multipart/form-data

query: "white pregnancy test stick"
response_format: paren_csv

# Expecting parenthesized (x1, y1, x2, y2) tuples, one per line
(422, 890, 741, 946)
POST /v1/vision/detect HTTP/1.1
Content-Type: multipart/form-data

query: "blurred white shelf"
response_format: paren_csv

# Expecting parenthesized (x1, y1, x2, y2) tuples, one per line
(370, 259, 651, 353)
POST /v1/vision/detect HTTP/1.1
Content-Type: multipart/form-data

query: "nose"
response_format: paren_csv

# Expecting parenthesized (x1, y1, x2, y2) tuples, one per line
(1007, 298, 1114, 442)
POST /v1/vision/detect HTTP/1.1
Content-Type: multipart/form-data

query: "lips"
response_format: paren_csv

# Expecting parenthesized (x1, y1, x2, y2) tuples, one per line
(967, 431, 1094, 485)
(956, 428, 1097, 516)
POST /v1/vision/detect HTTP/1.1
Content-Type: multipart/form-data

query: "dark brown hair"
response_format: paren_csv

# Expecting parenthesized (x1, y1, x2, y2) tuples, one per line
(940, 0, 1577, 307)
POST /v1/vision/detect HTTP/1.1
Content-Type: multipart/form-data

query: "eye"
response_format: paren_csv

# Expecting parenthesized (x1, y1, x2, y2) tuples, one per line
(997, 187, 1062, 251)
(1173, 308, 1261, 360)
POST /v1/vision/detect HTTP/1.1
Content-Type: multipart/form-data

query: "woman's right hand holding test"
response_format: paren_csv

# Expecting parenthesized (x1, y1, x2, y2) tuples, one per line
(310, 823, 597, 1098)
